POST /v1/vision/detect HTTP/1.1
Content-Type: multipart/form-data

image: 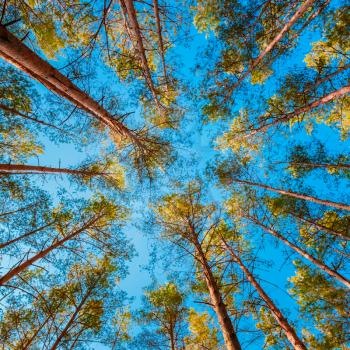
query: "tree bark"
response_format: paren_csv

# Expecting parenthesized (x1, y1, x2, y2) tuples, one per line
(0, 220, 55, 249)
(246, 85, 350, 137)
(49, 286, 94, 350)
(247, 215, 350, 289)
(232, 178, 350, 211)
(0, 25, 139, 143)
(289, 212, 350, 241)
(0, 163, 107, 177)
(194, 240, 242, 350)
(0, 103, 67, 133)
(121, 0, 164, 111)
(221, 238, 307, 350)
(0, 215, 101, 286)
(152, 0, 168, 85)
(225, 0, 316, 97)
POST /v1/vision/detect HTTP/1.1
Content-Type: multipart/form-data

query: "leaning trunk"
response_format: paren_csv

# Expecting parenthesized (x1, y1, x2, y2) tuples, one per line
(231, 178, 350, 211)
(194, 240, 242, 350)
(0, 215, 101, 285)
(247, 215, 350, 289)
(222, 238, 307, 350)
(0, 25, 138, 142)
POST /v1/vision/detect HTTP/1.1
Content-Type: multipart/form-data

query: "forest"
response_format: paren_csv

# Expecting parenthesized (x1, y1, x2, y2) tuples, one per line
(0, 0, 349, 349)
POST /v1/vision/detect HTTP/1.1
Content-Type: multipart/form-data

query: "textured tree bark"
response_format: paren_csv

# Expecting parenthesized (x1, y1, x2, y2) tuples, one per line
(222, 238, 307, 350)
(0, 220, 56, 249)
(0, 25, 139, 143)
(232, 178, 350, 211)
(194, 240, 242, 350)
(289, 212, 350, 241)
(225, 0, 317, 96)
(121, 0, 164, 110)
(247, 216, 350, 289)
(0, 163, 107, 177)
(246, 85, 350, 136)
(0, 215, 101, 286)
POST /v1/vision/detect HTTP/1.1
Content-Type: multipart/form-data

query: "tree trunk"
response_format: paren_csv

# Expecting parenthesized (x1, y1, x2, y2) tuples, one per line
(152, 0, 168, 85)
(225, 0, 316, 97)
(121, 0, 163, 111)
(0, 25, 138, 143)
(0, 103, 67, 133)
(49, 286, 94, 350)
(0, 220, 55, 249)
(287, 161, 350, 171)
(0, 163, 107, 177)
(221, 238, 307, 350)
(0, 215, 101, 286)
(247, 215, 350, 289)
(232, 178, 350, 211)
(289, 212, 350, 241)
(247, 85, 350, 136)
(194, 240, 242, 350)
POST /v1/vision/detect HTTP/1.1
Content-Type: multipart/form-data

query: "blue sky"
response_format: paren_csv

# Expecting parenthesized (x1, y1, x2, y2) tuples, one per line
(1, 2, 349, 348)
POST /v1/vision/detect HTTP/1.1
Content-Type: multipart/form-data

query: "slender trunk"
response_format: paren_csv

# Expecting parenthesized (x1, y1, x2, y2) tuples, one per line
(288, 212, 349, 241)
(225, 0, 316, 97)
(169, 320, 176, 350)
(0, 163, 107, 177)
(287, 161, 350, 171)
(121, 0, 163, 110)
(0, 215, 101, 286)
(221, 238, 307, 350)
(23, 313, 52, 350)
(247, 215, 350, 289)
(152, 0, 168, 85)
(49, 286, 94, 350)
(0, 25, 138, 142)
(194, 240, 242, 350)
(0, 220, 56, 249)
(232, 178, 350, 211)
(0, 103, 68, 133)
(247, 85, 350, 137)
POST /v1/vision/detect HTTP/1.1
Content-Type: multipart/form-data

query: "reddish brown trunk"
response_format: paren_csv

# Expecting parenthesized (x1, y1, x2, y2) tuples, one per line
(288, 161, 350, 171)
(152, 0, 168, 85)
(222, 238, 307, 350)
(0, 215, 101, 286)
(247, 85, 350, 136)
(0, 103, 67, 133)
(0, 220, 55, 249)
(247, 216, 350, 289)
(49, 286, 94, 350)
(194, 241, 242, 350)
(0, 163, 107, 177)
(232, 178, 350, 211)
(0, 25, 138, 142)
(121, 0, 163, 110)
(289, 212, 350, 241)
(225, 0, 316, 97)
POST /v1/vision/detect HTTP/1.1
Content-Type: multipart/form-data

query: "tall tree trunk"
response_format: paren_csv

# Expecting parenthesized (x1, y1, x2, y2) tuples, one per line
(231, 178, 350, 211)
(246, 215, 350, 289)
(288, 212, 350, 241)
(0, 163, 108, 177)
(0, 25, 139, 143)
(169, 319, 176, 350)
(246, 85, 350, 137)
(225, 0, 317, 97)
(286, 161, 350, 171)
(49, 286, 94, 350)
(0, 220, 55, 249)
(0, 215, 101, 286)
(221, 238, 307, 350)
(152, 0, 168, 85)
(0, 103, 67, 133)
(121, 0, 164, 111)
(194, 240, 242, 350)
